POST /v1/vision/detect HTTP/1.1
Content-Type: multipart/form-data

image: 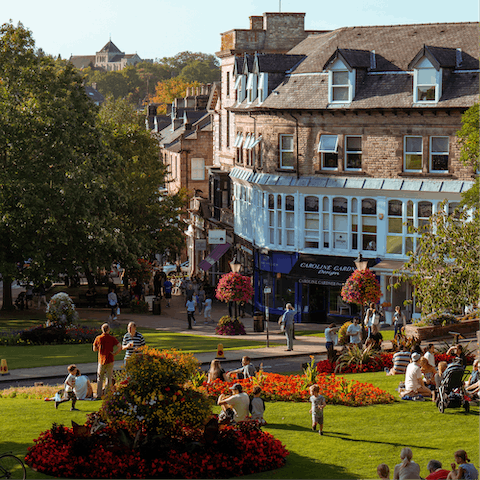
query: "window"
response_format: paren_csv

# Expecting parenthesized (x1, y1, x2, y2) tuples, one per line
(404, 136, 423, 171)
(361, 199, 377, 251)
(226, 71, 230, 97)
(280, 134, 294, 169)
(285, 195, 295, 247)
(333, 197, 348, 249)
(345, 136, 362, 170)
(386, 199, 403, 254)
(328, 59, 355, 103)
(246, 73, 257, 104)
(258, 73, 268, 104)
(413, 58, 440, 103)
(430, 136, 449, 172)
(268, 194, 275, 244)
(226, 112, 230, 148)
(304, 196, 319, 248)
(191, 158, 205, 180)
(322, 197, 330, 248)
(246, 134, 262, 168)
(234, 75, 246, 104)
(318, 134, 339, 169)
(234, 132, 244, 164)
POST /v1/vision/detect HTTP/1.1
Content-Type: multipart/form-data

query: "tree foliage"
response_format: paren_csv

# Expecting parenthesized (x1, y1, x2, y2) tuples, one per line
(150, 77, 200, 114)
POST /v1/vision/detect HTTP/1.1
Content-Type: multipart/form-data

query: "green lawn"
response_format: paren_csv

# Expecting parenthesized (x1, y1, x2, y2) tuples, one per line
(0, 330, 282, 369)
(2, 371, 478, 479)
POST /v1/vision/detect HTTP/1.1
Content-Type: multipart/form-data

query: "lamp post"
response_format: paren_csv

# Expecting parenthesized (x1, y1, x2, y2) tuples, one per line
(354, 253, 369, 342)
(229, 255, 241, 320)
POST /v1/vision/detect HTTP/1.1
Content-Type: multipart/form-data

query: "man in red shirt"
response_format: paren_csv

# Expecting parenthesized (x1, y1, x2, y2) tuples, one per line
(93, 323, 121, 399)
(425, 459, 450, 480)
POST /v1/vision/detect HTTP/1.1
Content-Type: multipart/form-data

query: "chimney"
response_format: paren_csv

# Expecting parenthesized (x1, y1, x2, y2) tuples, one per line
(250, 16, 264, 30)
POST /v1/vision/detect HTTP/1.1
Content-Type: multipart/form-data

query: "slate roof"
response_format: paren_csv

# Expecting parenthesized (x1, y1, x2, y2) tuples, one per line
(98, 40, 122, 54)
(255, 54, 306, 73)
(69, 55, 95, 69)
(244, 22, 480, 110)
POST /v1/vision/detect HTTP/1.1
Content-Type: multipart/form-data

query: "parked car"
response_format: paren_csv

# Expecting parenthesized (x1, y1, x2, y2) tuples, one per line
(161, 261, 189, 274)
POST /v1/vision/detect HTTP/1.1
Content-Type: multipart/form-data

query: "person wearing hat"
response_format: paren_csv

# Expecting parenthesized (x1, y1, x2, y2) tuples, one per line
(401, 352, 432, 398)
(217, 383, 250, 422)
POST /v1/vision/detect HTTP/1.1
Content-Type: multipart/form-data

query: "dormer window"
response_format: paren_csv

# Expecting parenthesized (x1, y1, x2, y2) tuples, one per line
(234, 75, 246, 104)
(413, 58, 441, 103)
(328, 59, 355, 104)
(258, 73, 268, 104)
(246, 73, 257, 104)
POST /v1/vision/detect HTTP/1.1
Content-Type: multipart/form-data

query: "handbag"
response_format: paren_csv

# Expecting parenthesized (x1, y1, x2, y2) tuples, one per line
(278, 313, 286, 332)
(117, 307, 120, 316)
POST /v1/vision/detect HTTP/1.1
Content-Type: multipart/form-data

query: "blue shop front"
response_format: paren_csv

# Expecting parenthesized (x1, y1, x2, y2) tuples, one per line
(254, 251, 363, 323)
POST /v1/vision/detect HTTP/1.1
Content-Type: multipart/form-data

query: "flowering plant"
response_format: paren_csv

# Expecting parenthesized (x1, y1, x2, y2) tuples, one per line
(215, 272, 253, 303)
(341, 269, 381, 305)
(215, 315, 246, 335)
(45, 292, 79, 325)
(129, 298, 149, 313)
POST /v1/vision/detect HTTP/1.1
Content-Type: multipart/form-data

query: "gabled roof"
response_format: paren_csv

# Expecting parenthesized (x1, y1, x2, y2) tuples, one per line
(255, 53, 306, 73)
(98, 40, 122, 54)
(68, 55, 96, 69)
(408, 45, 461, 70)
(323, 49, 372, 71)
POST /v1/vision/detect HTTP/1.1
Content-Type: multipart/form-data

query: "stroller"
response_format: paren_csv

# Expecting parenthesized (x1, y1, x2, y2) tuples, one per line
(436, 360, 470, 413)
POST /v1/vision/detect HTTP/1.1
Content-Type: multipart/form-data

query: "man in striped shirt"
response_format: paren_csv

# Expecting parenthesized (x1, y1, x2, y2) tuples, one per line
(386, 347, 411, 375)
(122, 322, 146, 363)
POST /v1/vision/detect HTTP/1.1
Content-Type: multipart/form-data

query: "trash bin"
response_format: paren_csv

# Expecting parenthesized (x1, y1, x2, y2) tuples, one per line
(253, 312, 264, 332)
(152, 298, 161, 315)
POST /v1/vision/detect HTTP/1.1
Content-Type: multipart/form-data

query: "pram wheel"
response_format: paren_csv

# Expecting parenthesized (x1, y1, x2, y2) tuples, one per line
(438, 399, 445, 413)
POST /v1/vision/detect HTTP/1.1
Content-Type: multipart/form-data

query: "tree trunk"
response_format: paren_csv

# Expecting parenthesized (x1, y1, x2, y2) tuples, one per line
(82, 262, 95, 288)
(1, 277, 15, 311)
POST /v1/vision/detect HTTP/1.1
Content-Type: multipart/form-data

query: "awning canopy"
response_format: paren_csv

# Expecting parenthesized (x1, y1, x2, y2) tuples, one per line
(370, 260, 407, 273)
(199, 243, 231, 272)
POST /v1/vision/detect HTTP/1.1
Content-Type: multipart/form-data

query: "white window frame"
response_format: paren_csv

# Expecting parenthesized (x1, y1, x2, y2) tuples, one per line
(328, 59, 355, 104)
(279, 134, 294, 170)
(233, 132, 244, 148)
(404, 136, 423, 172)
(344, 135, 362, 171)
(318, 134, 339, 170)
(234, 75, 246, 104)
(191, 158, 205, 180)
(246, 73, 257, 104)
(413, 58, 442, 104)
(258, 73, 268, 104)
(429, 136, 449, 173)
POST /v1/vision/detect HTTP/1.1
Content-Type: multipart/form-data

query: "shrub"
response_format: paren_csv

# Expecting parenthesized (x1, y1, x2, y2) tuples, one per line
(215, 315, 246, 335)
(129, 299, 149, 313)
(19, 325, 69, 344)
(337, 321, 352, 345)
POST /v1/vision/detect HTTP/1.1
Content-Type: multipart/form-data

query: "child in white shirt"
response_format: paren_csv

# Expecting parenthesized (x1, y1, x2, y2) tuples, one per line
(249, 386, 266, 425)
(309, 384, 326, 435)
(55, 364, 79, 411)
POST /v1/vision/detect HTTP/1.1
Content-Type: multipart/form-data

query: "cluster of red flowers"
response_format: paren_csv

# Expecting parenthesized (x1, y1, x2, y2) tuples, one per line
(316, 353, 475, 374)
(200, 372, 394, 406)
(215, 272, 254, 303)
(25, 422, 288, 479)
(341, 268, 382, 305)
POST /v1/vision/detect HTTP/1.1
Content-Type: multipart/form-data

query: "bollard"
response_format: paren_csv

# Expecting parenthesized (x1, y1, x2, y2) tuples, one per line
(215, 343, 225, 360)
(0, 358, 9, 375)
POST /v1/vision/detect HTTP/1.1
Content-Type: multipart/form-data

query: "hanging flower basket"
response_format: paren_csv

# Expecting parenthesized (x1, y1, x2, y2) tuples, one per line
(215, 272, 253, 303)
(341, 269, 381, 306)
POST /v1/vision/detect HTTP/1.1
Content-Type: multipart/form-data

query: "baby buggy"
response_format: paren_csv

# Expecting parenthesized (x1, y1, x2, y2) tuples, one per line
(436, 360, 470, 413)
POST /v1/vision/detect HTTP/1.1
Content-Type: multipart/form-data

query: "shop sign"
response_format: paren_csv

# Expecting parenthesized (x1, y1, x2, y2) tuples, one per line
(195, 239, 207, 251)
(208, 229, 227, 244)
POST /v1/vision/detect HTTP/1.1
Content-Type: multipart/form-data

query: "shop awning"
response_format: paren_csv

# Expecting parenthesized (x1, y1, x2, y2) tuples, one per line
(288, 254, 358, 286)
(198, 243, 231, 272)
(370, 260, 407, 274)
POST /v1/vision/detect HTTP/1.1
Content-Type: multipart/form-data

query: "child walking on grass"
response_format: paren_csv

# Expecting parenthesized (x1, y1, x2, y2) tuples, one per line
(309, 384, 326, 435)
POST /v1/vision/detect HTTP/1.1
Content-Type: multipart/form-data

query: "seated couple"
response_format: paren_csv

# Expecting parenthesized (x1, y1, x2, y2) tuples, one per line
(398, 353, 433, 399)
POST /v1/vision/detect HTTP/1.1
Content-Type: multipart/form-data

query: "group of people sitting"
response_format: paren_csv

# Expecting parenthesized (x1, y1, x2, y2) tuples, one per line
(386, 342, 478, 402)
(207, 356, 266, 425)
(377, 448, 478, 480)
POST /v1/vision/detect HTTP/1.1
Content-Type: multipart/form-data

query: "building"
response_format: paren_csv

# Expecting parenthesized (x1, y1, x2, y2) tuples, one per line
(69, 40, 143, 71)
(213, 13, 478, 323)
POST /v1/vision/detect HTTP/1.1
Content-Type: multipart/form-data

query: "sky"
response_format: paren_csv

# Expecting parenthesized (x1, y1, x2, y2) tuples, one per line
(2, 0, 478, 61)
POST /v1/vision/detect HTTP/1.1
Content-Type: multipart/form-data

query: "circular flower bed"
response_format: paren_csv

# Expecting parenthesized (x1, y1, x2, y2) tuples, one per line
(215, 315, 246, 335)
(200, 372, 395, 406)
(25, 348, 288, 479)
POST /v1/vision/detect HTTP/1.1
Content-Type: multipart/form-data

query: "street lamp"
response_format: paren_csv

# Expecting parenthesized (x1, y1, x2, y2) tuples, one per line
(354, 253, 369, 271)
(229, 255, 241, 320)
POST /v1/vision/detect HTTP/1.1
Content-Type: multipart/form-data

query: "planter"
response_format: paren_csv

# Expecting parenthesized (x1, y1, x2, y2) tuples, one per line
(405, 318, 479, 341)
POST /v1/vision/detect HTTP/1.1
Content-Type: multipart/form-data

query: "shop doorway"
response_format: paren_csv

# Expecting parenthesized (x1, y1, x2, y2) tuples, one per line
(302, 284, 328, 323)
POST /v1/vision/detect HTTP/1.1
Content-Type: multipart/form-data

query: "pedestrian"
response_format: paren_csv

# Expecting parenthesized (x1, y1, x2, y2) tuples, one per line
(163, 277, 173, 307)
(324, 323, 339, 362)
(107, 286, 118, 321)
(37, 284, 48, 308)
(55, 364, 79, 411)
(278, 303, 295, 351)
(186, 282, 194, 299)
(197, 286, 205, 314)
(122, 322, 146, 364)
(203, 296, 213, 323)
(153, 270, 162, 298)
(186, 295, 196, 329)
(393, 306, 405, 338)
(309, 384, 326, 435)
(92, 323, 121, 399)
(347, 317, 362, 346)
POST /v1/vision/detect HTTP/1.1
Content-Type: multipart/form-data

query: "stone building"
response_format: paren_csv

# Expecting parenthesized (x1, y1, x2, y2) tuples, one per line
(212, 13, 478, 322)
(69, 40, 143, 71)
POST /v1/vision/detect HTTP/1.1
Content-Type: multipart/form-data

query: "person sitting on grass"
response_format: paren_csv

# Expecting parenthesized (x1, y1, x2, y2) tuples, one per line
(217, 383, 250, 422)
(55, 364, 79, 411)
(393, 447, 421, 480)
(73, 368, 94, 400)
(425, 459, 451, 480)
(465, 359, 479, 397)
(386, 347, 411, 376)
(309, 384, 326, 436)
(446, 344, 467, 367)
(249, 386, 266, 425)
(419, 356, 437, 390)
(207, 359, 227, 383)
(424, 343, 436, 367)
(446, 450, 478, 480)
(227, 356, 256, 380)
(399, 353, 432, 399)
(377, 463, 390, 480)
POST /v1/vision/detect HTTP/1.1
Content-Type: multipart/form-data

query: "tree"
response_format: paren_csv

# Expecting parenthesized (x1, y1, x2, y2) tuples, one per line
(180, 59, 220, 83)
(150, 77, 199, 114)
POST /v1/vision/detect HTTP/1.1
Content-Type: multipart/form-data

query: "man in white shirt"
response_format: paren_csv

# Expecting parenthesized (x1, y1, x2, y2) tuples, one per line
(217, 383, 250, 422)
(346, 317, 362, 345)
(402, 352, 432, 398)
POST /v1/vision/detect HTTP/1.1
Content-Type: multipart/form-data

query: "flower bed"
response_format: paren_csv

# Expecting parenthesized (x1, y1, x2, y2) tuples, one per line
(215, 315, 246, 335)
(26, 421, 288, 479)
(200, 372, 395, 406)
(316, 353, 475, 374)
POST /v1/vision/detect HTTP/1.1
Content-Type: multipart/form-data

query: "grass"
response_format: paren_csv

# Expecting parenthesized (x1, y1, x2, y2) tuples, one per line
(0, 329, 282, 369)
(1, 371, 478, 479)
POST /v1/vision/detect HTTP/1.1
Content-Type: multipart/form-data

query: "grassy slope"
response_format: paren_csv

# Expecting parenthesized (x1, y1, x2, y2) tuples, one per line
(2, 371, 478, 479)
